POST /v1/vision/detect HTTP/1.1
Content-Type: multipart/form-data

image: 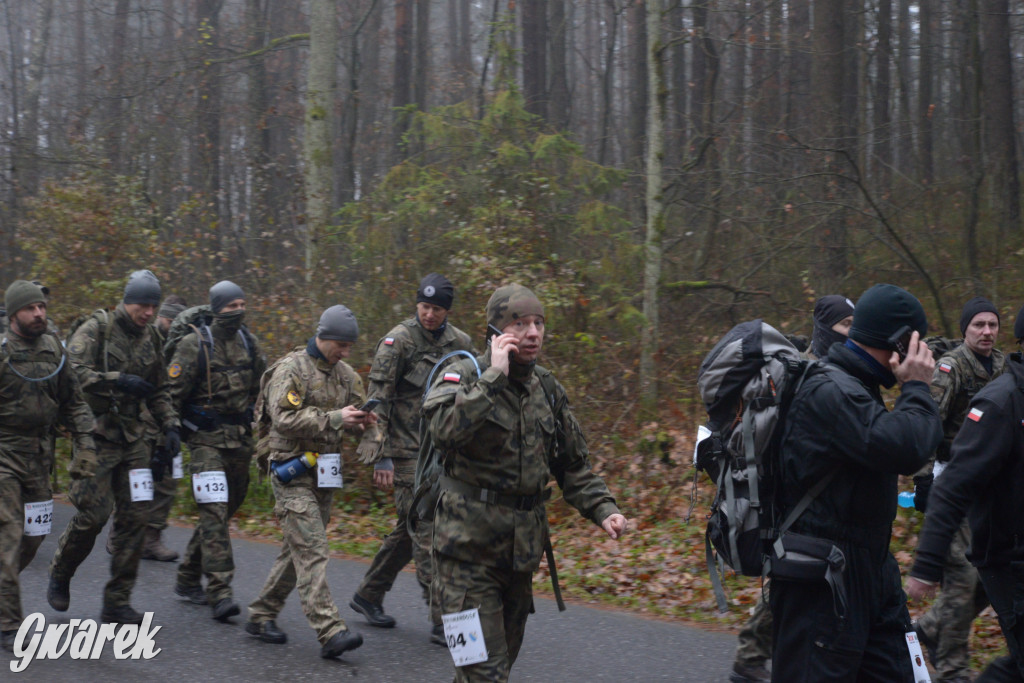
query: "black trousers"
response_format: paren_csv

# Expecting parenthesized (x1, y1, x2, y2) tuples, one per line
(976, 563, 1024, 682)
(770, 546, 915, 682)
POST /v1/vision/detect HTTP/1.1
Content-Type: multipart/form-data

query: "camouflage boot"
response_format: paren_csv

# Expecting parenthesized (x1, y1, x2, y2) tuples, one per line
(142, 528, 179, 562)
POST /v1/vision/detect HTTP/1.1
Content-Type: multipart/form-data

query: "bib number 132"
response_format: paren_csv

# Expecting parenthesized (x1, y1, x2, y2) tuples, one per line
(193, 471, 230, 504)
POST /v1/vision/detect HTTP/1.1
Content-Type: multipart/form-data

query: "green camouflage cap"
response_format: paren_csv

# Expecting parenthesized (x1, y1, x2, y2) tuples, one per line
(486, 284, 544, 331)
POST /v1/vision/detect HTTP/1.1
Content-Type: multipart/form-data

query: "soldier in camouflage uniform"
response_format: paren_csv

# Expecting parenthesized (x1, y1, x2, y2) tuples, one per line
(0, 280, 96, 651)
(141, 295, 188, 561)
(350, 273, 475, 643)
(48, 271, 180, 625)
(166, 281, 266, 622)
(246, 305, 376, 658)
(914, 297, 1005, 682)
(423, 283, 628, 682)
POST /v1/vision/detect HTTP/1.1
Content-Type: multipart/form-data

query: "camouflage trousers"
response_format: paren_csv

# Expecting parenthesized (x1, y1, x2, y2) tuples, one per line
(734, 588, 773, 669)
(146, 468, 178, 531)
(916, 520, 989, 681)
(248, 469, 346, 645)
(50, 435, 150, 608)
(434, 552, 534, 683)
(176, 444, 250, 603)
(0, 441, 51, 631)
(356, 458, 437, 623)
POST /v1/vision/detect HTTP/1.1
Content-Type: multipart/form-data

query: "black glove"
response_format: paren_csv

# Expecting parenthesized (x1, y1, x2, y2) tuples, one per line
(150, 445, 173, 482)
(116, 373, 155, 398)
(164, 427, 181, 456)
(913, 473, 933, 514)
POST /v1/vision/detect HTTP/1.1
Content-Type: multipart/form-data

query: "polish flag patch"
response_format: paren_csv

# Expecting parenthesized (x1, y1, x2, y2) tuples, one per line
(383, 337, 395, 346)
(968, 408, 984, 422)
(939, 363, 952, 373)
(442, 372, 461, 383)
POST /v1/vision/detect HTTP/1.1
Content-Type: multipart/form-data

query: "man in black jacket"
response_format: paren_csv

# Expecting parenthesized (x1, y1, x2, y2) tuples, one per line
(770, 283, 942, 682)
(908, 313, 1024, 681)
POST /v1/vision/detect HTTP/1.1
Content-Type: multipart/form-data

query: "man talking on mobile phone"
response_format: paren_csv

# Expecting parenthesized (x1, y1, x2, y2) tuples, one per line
(349, 274, 475, 644)
(769, 283, 941, 682)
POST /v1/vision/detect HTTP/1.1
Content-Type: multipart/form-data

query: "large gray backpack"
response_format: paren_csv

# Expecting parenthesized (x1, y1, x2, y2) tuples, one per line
(695, 320, 824, 608)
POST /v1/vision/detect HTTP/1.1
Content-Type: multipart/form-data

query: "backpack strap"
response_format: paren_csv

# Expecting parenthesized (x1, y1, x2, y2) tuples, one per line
(189, 323, 215, 404)
(1, 333, 67, 383)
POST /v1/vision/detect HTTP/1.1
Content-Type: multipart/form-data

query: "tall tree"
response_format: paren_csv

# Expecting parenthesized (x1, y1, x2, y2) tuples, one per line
(979, 0, 1021, 238)
(917, 0, 935, 184)
(640, 0, 666, 413)
(549, 0, 569, 129)
(413, 0, 430, 111)
(393, 0, 413, 158)
(18, 0, 54, 195)
(873, 0, 892, 192)
(521, 0, 548, 120)
(304, 0, 338, 284)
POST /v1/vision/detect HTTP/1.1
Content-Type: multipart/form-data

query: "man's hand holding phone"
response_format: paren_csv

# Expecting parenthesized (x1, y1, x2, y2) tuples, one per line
(888, 329, 934, 385)
(488, 324, 518, 377)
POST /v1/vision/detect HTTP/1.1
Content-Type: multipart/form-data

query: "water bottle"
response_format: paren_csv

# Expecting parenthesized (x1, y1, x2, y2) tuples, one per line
(897, 491, 916, 508)
(271, 452, 318, 483)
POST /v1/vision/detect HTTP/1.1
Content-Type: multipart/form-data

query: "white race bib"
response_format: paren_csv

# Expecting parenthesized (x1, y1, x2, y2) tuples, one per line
(24, 500, 54, 536)
(442, 608, 488, 667)
(129, 468, 155, 501)
(906, 631, 932, 682)
(317, 453, 343, 488)
(193, 471, 229, 504)
(172, 452, 184, 480)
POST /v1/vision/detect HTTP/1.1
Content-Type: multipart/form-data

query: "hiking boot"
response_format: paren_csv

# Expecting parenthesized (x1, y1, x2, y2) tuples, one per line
(47, 574, 70, 612)
(101, 604, 144, 625)
(212, 598, 240, 622)
(1, 630, 16, 652)
(349, 593, 396, 628)
(174, 583, 208, 605)
(245, 620, 287, 644)
(142, 529, 179, 562)
(430, 623, 447, 646)
(730, 661, 771, 683)
(321, 629, 363, 659)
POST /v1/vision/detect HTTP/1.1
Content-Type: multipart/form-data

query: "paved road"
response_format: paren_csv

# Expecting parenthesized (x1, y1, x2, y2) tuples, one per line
(5, 502, 736, 681)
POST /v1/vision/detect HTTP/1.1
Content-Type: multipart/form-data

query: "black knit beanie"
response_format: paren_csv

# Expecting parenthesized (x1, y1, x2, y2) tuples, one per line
(959, 297, 999, 336)
(847, 284, 927, 349)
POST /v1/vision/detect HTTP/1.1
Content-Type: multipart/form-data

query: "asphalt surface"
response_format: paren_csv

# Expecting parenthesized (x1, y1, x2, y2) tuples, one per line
(5, 501, 736, 681)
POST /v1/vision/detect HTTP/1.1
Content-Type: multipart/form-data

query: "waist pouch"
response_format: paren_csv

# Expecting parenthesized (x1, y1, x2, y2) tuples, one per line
(770, 531, 848, 618)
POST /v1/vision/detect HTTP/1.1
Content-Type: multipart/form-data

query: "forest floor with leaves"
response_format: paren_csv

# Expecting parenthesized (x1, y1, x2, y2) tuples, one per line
(51, 419, 1007, 674)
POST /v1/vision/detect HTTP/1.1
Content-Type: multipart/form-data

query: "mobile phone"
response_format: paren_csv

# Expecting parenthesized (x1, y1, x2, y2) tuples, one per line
(359, 398, 382, 412)
(487, 325, 516, 362)
(887, 325, 913, 362)
(487, 324, 515, 360)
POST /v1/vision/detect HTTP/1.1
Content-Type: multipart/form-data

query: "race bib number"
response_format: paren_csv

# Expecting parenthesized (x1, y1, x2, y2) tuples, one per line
(193, 471, 229, 504)
(24, 500, 54, 536)
(442, 608, 488, 667)
(129, 468, 155, 501)
(317, 453, 342, 488)
(905, 631, 932, 682)
(172, 453, 184, 480)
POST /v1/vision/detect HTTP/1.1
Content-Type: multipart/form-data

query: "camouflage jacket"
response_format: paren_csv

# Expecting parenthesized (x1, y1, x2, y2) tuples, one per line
(166, 320, 266, 449)
(0, 330, 95, 459)
(261, 346, 369, 459)
(423, 355, 619, 572)
(356, 318, 475, 463)
(67, 305, 178, 444)
(930, 343, 1007, 463)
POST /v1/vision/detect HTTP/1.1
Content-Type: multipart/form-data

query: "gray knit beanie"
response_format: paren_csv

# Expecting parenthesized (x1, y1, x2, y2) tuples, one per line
(123, 270, 162, 306)
(316, 305, 359, 342)
(209, 280, 245, 313)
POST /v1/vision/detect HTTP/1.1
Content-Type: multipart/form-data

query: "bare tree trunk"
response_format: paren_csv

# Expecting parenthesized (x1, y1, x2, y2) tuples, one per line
(521, 0, 548, 120)
(627, 0, 647, 172)
(246, 0, 271, 252)
(896, 0, 912, 177)
(413, 0, 430, 112)
(394, 0, 413, 159)
(304, 0, 337, 285)
(196, 0, 223, 228)
(670, 2, 686, 152)
(873, 0, 892, 192)
(640, 0, 666, 414)
(19, 0, 54, 195)
(962, 0, 983, 286)
(980, 0, 1021, 238)
(549, 0, 569, 129)
(597, 0, 620, 165)
(104, 0, 130, 173)
(918, 0, 934, 184)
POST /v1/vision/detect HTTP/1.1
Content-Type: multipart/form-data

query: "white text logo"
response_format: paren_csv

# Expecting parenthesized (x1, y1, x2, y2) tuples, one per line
(11, 612, 162, 673)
